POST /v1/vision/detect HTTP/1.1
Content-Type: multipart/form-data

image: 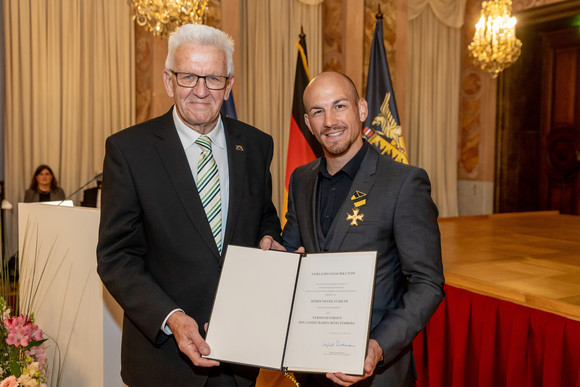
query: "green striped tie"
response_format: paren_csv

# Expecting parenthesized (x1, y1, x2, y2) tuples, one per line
(196, 135, 222, 252)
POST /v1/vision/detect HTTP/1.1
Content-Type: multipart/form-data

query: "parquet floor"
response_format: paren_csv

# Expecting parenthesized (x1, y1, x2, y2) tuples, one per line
(440, 211, 580, 321)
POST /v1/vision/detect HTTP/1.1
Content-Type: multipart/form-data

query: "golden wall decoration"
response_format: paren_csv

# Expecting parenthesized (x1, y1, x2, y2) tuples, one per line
(363, 0, 397, 97)
(322, 0, 344, 73)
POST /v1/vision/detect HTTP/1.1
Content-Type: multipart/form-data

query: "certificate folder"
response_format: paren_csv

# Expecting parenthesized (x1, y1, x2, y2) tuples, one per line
(204, 245, 377, 375)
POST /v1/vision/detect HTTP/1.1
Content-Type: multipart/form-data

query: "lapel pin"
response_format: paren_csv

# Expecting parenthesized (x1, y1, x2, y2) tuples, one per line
(236, 145, 244, 151)
(346, 208, 364, 226)
(351, 190, 367, 208)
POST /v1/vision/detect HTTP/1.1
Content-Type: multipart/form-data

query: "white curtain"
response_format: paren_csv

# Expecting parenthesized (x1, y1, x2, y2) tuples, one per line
(3, 0, 135, 258)
(406, 0, 465, 217)
(238, 0, 322, 215)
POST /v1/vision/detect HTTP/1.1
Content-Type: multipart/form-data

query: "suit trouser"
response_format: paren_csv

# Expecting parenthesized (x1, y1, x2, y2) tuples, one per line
(203, 364, 256, 387)
(204, 373, 238, 387)
(127, 366, 245, 387)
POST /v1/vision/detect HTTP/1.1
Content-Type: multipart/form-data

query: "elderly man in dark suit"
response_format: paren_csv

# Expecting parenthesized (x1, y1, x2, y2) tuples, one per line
(97, 24, 282, 387)
(282, 72, 445, 386)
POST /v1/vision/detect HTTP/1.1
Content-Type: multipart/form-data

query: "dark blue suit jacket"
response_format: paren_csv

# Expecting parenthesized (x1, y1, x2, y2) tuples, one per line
(97, 109, 281, 386)
(283, 144, 444, 386)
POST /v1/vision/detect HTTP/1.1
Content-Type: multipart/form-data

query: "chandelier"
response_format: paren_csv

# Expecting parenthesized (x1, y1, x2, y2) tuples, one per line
(468, 0, 522, 78)
(129, 0, 209, 37)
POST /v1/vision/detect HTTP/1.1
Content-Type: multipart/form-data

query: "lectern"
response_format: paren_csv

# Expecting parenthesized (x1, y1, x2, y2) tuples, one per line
(18, 203, 123, 386)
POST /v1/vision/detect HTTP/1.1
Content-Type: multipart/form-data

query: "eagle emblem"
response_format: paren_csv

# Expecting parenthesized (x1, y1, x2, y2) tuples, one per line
(372, 92, 404, 152)
(363, 92, 409, 164)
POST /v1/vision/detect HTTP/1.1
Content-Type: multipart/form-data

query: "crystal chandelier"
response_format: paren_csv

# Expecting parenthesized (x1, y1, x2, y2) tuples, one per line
(130, 0, 209, 37)
(468, 0, 522, 78)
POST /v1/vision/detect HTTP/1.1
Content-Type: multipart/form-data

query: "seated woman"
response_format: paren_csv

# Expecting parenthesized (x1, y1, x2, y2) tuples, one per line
(24, 164, 66, 202)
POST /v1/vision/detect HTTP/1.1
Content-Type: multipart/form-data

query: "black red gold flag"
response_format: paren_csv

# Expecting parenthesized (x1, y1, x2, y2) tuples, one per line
(282, 30, 323, 227)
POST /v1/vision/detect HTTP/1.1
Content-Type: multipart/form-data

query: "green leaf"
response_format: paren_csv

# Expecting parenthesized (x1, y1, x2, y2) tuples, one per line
(27, 338, 48, 347)
(9, 360, 21, 377)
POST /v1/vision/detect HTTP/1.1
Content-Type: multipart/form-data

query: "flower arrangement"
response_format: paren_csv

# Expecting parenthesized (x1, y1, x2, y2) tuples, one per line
(0, 297, 47, 387)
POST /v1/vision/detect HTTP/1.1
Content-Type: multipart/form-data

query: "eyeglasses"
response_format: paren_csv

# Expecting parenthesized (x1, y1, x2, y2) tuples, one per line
(170, 71, 229, 90)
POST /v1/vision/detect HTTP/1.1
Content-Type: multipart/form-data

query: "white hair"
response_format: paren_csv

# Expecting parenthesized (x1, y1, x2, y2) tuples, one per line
(165, 24, 234, 76)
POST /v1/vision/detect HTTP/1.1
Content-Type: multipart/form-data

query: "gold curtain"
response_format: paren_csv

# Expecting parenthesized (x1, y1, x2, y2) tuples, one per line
(3, 0, 135, 257)
(406, 0, 466, 217)
(238, 0, 323, 217)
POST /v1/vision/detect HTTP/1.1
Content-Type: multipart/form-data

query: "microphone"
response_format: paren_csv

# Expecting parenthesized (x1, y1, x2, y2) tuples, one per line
(59, 173, 103, 206)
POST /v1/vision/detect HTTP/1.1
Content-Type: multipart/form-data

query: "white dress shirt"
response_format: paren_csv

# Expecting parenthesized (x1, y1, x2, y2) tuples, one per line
(173, 107, 230, 244)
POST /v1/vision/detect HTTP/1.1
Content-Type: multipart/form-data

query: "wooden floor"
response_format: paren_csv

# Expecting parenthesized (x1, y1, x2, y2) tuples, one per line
(441, 211, 580, 321)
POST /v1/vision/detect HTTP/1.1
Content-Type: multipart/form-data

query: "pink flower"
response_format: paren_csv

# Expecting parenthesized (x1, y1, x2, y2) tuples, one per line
(29, 323, 43, 342)
(3, 315, 43, 348)
(26, 345, 47, 367)
(0, 375, 19, 387)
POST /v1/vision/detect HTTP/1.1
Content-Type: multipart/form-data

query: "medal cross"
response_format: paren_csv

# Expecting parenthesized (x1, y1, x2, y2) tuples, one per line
(346, 208, 364, 226)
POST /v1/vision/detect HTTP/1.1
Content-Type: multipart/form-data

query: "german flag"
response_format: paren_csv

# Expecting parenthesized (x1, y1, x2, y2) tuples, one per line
(363, 13, 408, 164)
(281, 30, 322, 227)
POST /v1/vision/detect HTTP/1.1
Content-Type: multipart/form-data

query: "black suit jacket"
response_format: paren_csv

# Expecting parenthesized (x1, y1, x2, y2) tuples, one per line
(283, 145, 444, 386)
(97, 109, 281, 386)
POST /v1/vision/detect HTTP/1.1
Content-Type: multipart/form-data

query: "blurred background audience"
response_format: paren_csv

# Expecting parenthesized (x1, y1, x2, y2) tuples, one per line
(24, 164, 65, 202)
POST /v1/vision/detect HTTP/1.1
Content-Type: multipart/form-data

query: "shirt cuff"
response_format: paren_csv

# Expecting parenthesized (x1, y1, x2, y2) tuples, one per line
(161, 308, 184, 335)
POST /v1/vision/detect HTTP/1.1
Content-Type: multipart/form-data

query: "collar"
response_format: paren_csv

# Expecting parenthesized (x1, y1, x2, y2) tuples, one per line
(319, 140, 370, 179)
(172, 107, 226, 151)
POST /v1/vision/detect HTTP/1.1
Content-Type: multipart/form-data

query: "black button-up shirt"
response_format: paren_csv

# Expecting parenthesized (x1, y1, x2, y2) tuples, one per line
(317, 141, 369, 236)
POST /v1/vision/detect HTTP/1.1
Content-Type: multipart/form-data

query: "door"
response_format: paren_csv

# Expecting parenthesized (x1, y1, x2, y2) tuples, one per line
(495, 8, 580, 215)
(540, 28, 580, 215)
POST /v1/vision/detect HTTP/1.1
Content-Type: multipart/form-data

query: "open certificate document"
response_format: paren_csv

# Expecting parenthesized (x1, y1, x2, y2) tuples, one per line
(204, 245, 377, 375)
